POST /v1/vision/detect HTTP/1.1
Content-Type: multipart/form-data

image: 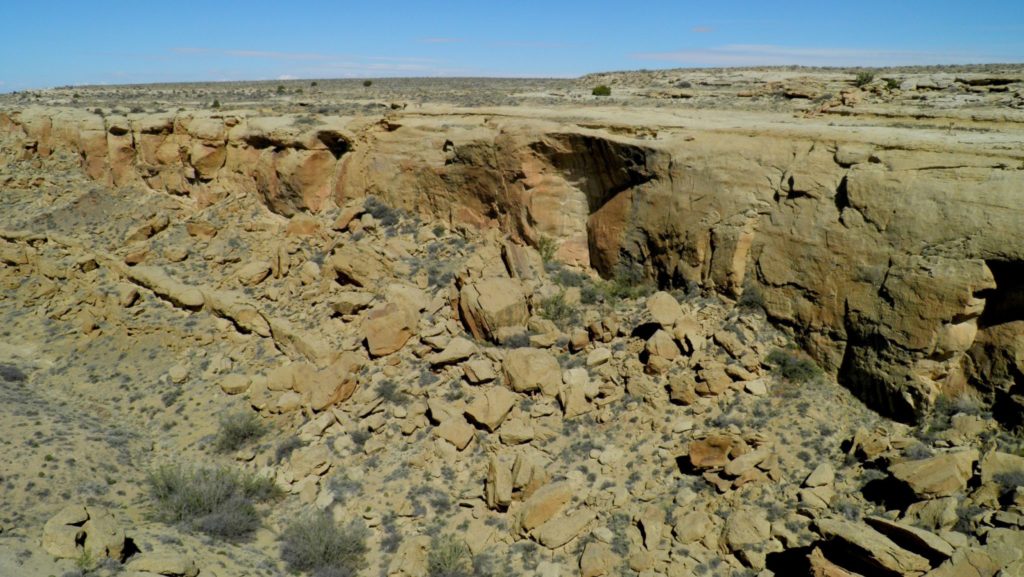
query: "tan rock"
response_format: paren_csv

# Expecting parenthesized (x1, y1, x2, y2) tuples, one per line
(646, 329, 680, 361)
(805, 463, 836, 487)
(534, 509, 595, 549)
(503, 348, 561, 396)
(125, 551, 199, 577)
(81, 507, 125, 560)
(673, 510, 715, 544)
(219, 374, 251, 395)
(463, 359, 498, 384)
(889, 450, 978, 498)
(235, 260, 272, 286)
(689, 435, 741, 469)
(465, 387, 517, 432)
(428, 337, 477, 366)
(864, 516, 954, 561)
(459, 278, 530, 341)
(519, 481, 575, 532)
(330, 291, 375, 315)
(580, 541, 618, 577)
(724, 508, 770, 550)
(809, 547, 863, 577)
(485, 455, 513, 510)
(364, 302, 417, 357)
(646, 291, 683, 327)
(435, 417, 475, 451)
(815, 517, 930, 577)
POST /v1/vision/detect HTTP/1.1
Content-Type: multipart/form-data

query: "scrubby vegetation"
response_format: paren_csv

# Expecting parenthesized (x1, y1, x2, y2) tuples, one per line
(854, 71, 875, 87)
(428, 534, 473, 577)
(766, 348, 821, 383)
(592, 85, 611, 96)
(279, 514, 369, 577)
(213, 411, 267, 453)
(146, 464, 279, 539)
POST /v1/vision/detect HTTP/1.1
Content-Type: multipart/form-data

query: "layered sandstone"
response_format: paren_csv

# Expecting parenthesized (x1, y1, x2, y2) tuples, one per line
(3, 93, 1023, 421)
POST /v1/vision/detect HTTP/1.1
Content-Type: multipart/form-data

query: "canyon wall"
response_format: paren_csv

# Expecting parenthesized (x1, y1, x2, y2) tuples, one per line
(2, 106, 1023, 422)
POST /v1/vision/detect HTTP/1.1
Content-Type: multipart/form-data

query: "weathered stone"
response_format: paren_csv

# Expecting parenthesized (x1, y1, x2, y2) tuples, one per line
(534, 509, 595, 549)
(815, 517, 930, 577)
(724, 508, 770, 550)
(465, 387, 517, 432)
(435, 417, 475, 451)
(219, 374, 251, 395)
(485, 455, 513, 510)
(428, 337, 477, 366)
(125, 551, 199, 577)
(459, 278, 530, 341)
(503, 348, 561, 396)
(364, 302, 417, 357)
(235, 260, 272, 286)
(890, 450, 978, 498)
(580, 541, 618, 577)
(519, 481, 575, 532)
(646, 291, 683, 327)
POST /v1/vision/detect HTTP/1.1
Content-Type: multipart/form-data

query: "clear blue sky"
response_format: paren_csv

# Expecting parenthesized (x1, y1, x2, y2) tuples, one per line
(1, 1, 1021, 91)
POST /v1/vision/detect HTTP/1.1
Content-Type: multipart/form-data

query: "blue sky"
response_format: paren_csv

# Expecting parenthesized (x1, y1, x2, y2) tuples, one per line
(1, 1, 1021, 91)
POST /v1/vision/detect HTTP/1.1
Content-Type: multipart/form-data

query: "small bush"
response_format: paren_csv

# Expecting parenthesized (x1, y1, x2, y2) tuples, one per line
(363, 80, 373, 87)
(214, 411, 267, 453)
(537, 236, 558, 262)
(592, 85, 611, 96)
(993, 470, 1024, 496)
(147, 464, 279, 539)
(280, 514, 368, 577)
(211, 99, 220, 109)
(853, 71, 875, 87)
(539, 291, 578, 327)
(428, 534, 473, 577)
(885, 78, 900, 90)
(766, 348, 821, 383)
(363, 195, 402, 227)
(275, 436, 305, 463)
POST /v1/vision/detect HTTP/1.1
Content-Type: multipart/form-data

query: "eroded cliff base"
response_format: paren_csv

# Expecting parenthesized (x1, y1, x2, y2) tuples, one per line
(1, 67, 1023, 577)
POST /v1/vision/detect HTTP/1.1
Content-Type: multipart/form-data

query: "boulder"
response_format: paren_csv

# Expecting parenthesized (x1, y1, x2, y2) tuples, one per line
(125, 551, 199, 577)
(459, 278, 530, 341)
(465, 387, 517, 432)
(428, 337, 478, 366)
(534, 509, 595, 549)
(503, 348, 561, 396)
(235, 260, 272, 286)
(519, 481, 575, 533)
(889, 450, 978, 498)
(646, 291, 683, 327)
(815, 517, 930, 577)
(485, 455, 513, 510)
(364, 302, 417, 357)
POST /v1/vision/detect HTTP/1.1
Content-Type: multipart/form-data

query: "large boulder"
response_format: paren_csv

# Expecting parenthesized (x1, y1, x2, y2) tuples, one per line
(459, 278, 530, 342)
(364, 302, 417, 357)
(503, 348, 561, 396)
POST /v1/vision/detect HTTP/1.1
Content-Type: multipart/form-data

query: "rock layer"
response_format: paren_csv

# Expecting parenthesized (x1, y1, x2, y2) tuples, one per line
(3, 104, 1023, 420)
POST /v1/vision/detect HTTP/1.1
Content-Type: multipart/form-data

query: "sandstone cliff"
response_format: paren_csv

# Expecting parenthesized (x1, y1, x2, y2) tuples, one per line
(3, 104, 1022, 422)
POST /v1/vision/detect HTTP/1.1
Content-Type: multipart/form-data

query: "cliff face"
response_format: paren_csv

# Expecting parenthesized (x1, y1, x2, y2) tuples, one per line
(3, 105, 1023, 421)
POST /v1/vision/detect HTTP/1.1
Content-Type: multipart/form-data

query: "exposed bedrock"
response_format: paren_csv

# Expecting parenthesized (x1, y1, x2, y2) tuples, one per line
(3, 106, 1024, 421)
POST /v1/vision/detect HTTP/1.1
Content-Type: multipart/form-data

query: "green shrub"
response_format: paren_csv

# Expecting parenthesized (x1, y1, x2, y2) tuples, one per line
(537, 236, 558, 262)
(213, 411, 267, 453)
(853, 71, 875, 87)
(592, 85, 611, 96)
(428, 534, 473, 577)
(765, 348, 821, 383)
(211, 99, 220, 109)
(280, 514, 368, 577)
(539, 291, 577, 326)
(885, 78, 900, 90)
(146, 464, 279, 539)
(363, 80, 373, 87)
